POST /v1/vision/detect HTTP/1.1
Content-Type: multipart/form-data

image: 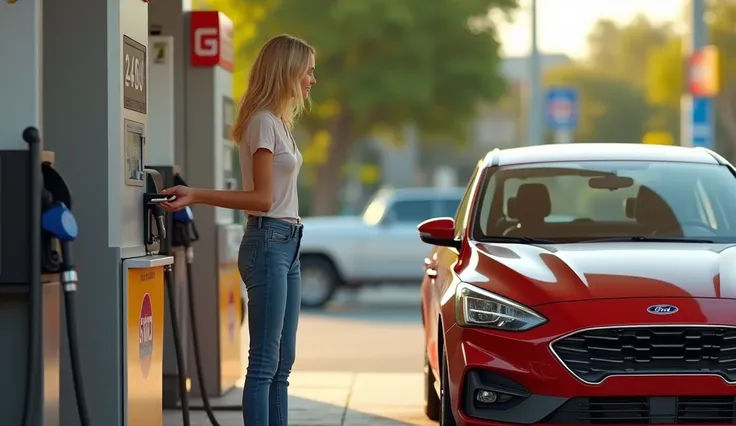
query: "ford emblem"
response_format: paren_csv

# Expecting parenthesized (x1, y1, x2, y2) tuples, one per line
(647, 304, 679, 315)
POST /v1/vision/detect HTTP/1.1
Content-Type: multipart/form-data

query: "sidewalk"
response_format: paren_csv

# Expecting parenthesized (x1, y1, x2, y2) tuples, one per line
(164, 372, 436, 426)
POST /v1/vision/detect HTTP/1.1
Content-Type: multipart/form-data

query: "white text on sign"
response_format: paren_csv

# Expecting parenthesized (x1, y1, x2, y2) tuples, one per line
(194, 27, 218, 57)
(124, 53, 145, 92)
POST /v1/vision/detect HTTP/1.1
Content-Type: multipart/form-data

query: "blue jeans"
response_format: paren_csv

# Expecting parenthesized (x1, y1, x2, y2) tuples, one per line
(239, 216, 302, 426)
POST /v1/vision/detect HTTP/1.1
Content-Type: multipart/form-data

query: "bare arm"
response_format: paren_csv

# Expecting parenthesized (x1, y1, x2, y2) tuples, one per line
(193, 148, 274, 211)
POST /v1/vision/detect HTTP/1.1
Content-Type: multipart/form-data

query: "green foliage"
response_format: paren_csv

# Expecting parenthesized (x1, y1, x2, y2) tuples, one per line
(645, 0, 736, 155)
(237, 0, 518, 140)
(540, 14, 675, 144)
(587, 15, 673, 87)
(544, 65, 649, 143)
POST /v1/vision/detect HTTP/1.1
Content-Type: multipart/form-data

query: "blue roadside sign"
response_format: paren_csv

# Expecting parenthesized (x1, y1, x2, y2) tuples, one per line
(691, 96, 714, 149)
(545, 87, 579, 131)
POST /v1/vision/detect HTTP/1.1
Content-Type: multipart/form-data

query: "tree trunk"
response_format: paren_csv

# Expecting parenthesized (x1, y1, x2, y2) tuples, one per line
(717, 85, 736, 157)
(309, 110, 354, 216)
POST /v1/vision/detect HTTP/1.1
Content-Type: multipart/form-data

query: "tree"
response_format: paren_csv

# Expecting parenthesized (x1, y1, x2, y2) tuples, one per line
(587, 14, 674, 87)
(227, 0, 517, 215)
(646, 0, 736, 155)
(538, 15, 670, 144)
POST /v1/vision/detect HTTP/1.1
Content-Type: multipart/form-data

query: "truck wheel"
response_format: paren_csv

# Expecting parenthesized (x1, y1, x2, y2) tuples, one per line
(300, 256, 339, 309)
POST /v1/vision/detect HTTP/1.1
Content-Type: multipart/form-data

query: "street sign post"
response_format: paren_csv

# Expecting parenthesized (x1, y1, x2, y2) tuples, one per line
(681, 41, 718, 149)
(691, 97, 714, 149)
(545, 87, 578, 144)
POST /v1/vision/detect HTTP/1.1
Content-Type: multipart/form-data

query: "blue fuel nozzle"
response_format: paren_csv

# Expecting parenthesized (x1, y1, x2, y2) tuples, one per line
(42, 204, 78, 242)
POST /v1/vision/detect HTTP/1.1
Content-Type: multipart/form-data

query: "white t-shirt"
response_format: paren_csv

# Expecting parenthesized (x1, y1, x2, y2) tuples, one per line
(239, 110, 303, 220)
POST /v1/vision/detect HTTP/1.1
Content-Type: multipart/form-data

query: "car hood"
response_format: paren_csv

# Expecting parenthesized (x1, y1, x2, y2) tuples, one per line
(466, 242, 736, 306)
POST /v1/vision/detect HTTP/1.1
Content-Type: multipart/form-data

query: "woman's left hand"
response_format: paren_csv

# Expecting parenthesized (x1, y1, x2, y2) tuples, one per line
(160, 185, 197, 211)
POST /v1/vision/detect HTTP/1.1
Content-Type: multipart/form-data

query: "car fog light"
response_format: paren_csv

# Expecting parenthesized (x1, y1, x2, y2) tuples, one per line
(476, 390, 498, 404)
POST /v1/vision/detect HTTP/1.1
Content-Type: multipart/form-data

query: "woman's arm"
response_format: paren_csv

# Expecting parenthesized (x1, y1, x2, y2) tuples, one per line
(194, 148, 274, 212)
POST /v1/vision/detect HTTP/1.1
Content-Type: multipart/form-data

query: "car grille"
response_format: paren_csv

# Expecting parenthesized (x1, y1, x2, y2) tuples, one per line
(544, 396, 736, 424)
(550, 326, 736, 383)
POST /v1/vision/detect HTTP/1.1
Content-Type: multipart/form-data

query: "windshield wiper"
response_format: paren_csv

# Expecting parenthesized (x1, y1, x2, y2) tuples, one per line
(476, 236, 559, 244)
(582, 236, 714, 243)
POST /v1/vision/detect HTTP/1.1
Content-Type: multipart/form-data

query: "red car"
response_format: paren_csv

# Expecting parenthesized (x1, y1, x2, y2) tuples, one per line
(419, 143, 736, 426)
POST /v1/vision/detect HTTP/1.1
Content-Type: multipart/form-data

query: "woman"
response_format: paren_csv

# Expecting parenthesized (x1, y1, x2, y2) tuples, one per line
(160, 34, 316, 425)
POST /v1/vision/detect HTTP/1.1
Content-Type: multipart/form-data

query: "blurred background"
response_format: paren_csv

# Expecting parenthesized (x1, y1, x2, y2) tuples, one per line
(194, 0, 732, 219)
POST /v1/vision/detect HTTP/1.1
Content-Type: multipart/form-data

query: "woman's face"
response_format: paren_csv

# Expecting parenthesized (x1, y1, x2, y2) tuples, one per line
(299, 53, 316, 99)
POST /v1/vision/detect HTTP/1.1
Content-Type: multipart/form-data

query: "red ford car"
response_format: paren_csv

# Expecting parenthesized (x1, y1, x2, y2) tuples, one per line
(419, 143, 736, 426)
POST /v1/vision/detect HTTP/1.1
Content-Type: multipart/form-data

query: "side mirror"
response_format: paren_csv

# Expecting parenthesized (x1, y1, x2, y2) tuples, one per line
(418, 217, 460, 249)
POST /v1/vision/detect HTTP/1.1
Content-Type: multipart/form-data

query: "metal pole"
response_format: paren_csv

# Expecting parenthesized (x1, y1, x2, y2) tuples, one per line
(528, 0, 543, 146)
(681, 0, 714, 148)
(690, 0, 707, 53)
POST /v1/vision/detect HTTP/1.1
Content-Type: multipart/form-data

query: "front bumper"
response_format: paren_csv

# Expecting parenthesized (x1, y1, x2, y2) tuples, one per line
(444, 297, 736, 425)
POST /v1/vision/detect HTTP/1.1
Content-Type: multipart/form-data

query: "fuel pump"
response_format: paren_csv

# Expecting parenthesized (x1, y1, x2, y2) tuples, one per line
(148, 31, 200, 410)
(184, 10, 244, 402)
(34, 128, 92, 426)
(12, 127, 90, 426)
(170, 173, 225, 425)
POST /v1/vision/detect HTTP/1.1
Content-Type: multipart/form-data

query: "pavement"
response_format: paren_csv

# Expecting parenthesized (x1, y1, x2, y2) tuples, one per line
(164, 286, 437, 426)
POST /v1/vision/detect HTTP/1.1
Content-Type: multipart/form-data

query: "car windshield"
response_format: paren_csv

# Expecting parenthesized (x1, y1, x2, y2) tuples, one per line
(472, 160, 736, 243)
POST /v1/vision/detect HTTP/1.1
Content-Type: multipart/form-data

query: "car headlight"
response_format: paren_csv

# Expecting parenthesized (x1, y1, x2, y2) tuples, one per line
(455, 282, 547, 331)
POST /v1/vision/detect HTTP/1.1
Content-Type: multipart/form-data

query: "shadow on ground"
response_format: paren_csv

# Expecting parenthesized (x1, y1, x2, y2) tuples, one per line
(167, 383, 435, 426)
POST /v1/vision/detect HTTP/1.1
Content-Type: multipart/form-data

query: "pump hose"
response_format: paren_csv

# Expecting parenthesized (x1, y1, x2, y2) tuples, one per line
(22, 126, 43, 426)
(183, 241, 222, 426)
(62, 283, 92, 426)
(163, 265, 192, 426)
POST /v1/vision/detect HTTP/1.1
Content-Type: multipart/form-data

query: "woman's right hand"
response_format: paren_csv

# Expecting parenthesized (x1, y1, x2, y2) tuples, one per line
(160, 185, 197, 211)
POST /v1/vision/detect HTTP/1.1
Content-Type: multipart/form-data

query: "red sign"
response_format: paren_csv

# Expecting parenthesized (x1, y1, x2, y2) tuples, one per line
(688, 45, 719, 97)
(139, 293, 154, 378)
(548, 99, 573, 122)
(190, 10, 234, 72)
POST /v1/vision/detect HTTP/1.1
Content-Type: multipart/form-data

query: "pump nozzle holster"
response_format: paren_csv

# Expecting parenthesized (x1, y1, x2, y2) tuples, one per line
(143, 168, 169, 247)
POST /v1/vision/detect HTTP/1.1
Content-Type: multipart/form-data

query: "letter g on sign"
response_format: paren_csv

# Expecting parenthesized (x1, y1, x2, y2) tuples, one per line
(194, 27, 219, 57)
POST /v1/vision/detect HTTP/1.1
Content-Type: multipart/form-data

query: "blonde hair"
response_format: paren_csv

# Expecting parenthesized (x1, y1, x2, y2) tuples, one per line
(232, 34, 315, 143)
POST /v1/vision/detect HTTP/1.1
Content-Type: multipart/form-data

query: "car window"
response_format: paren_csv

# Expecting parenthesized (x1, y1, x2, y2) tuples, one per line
(454, 166, 481, 239)
(388, 199, 435, 224)
(473, 161, 736, 242)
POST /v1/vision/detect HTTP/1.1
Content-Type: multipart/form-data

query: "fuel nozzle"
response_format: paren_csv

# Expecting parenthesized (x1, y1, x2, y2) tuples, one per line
(143, 197, 167, 241)
(171, 173, 200, 250)
(39, 160, 78, 286)
(42, 202, 79, 290)
(143, 169, 170, 246)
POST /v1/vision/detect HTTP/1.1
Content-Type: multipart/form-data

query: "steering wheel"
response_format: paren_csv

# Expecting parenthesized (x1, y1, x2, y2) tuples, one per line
(654, 221, 716, 236)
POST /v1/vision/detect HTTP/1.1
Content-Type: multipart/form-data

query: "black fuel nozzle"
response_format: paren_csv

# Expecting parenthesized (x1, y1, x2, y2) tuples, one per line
(143, 192, 171, 245)
(143, 169, 170, 247)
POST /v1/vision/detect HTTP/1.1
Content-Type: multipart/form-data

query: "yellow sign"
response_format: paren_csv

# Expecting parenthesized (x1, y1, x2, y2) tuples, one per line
(642, 132, 674, 146)
(689, 45, 720, 97)
(126, 266, 164, 426)
(219, 264, 243, 389)
(153, 42, 166, 64)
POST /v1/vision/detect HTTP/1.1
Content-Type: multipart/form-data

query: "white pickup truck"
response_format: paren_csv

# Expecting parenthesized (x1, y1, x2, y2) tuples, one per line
(298, 187, 464, 308)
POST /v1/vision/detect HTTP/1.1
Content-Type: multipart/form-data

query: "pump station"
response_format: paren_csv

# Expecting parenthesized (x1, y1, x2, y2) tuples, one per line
(184, 10, 244, 402)
(1, 0, 245, 424)
(0, 1, 182, 425)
